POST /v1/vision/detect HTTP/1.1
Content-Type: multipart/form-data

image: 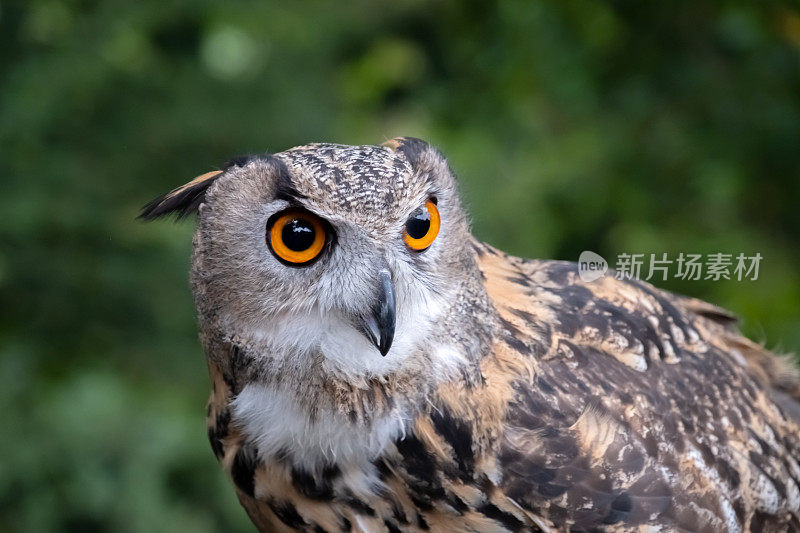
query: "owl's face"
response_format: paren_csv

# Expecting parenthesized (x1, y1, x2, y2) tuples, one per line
(146, 139, 477, 380)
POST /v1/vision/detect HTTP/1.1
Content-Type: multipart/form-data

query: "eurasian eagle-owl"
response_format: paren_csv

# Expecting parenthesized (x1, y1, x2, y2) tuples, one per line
(141, 137, 800, 532)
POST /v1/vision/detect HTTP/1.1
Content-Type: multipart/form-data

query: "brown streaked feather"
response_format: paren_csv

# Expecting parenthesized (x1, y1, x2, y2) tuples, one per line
(677, 289, 800, 415)
(676, 294, 740, 327)
(474, 240, 800, 531)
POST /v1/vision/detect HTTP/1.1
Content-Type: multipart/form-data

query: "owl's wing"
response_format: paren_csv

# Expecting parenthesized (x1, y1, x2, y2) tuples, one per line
(474, 241, 800, 531)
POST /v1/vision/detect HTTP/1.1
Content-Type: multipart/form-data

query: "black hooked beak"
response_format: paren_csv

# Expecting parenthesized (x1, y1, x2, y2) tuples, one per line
(359, 268, 396, 356)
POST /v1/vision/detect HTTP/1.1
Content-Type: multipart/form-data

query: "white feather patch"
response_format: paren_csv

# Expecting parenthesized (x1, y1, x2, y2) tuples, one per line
(232, 383, 408, 471)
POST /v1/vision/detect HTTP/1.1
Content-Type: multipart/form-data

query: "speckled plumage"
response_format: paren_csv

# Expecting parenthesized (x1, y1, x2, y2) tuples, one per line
(142, 138, 800, 532)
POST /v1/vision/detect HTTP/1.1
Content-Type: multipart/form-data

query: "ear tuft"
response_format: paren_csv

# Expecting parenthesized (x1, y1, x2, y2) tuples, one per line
(382, 136, 429, 154)
(223, 154, 264, 170)
(381, 137, 435, 168)
(138, 170, 224, 221)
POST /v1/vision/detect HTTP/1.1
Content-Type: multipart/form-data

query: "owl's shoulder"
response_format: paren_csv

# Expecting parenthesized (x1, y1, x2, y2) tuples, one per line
(472, 240, 800, 529)
(473, 239, 794, 379)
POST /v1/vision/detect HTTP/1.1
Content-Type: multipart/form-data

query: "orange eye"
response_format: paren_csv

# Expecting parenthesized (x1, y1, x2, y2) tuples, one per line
(267, 209, 327, 266)
(403, 200, 440, 251)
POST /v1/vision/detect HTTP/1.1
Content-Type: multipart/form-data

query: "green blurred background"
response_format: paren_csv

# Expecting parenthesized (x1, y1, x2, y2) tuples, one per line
(2, 1, 799, 531)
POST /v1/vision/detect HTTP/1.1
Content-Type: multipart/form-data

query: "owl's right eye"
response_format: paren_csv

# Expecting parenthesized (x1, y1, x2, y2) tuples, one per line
(267, 209, 327, 266)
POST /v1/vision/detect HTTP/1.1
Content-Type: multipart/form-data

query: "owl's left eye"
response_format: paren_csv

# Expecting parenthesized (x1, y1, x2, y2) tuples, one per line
(403, 199, 440, 252)
(267, 209, 327, 266)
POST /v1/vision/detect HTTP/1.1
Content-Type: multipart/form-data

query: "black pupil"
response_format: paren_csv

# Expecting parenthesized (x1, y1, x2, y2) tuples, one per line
(281, 218, 316, 251)
(405, 207, 431, 239)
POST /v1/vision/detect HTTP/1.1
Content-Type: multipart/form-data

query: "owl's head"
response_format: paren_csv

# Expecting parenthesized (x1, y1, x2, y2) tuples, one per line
(141, 138, 488, 381)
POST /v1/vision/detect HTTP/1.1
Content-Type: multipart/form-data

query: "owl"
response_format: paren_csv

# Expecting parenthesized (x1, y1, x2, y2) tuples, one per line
(141, 138, 800, 532)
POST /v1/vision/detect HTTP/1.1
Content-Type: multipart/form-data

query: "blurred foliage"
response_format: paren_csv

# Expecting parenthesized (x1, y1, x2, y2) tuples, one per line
(2, 0, 799, 531)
